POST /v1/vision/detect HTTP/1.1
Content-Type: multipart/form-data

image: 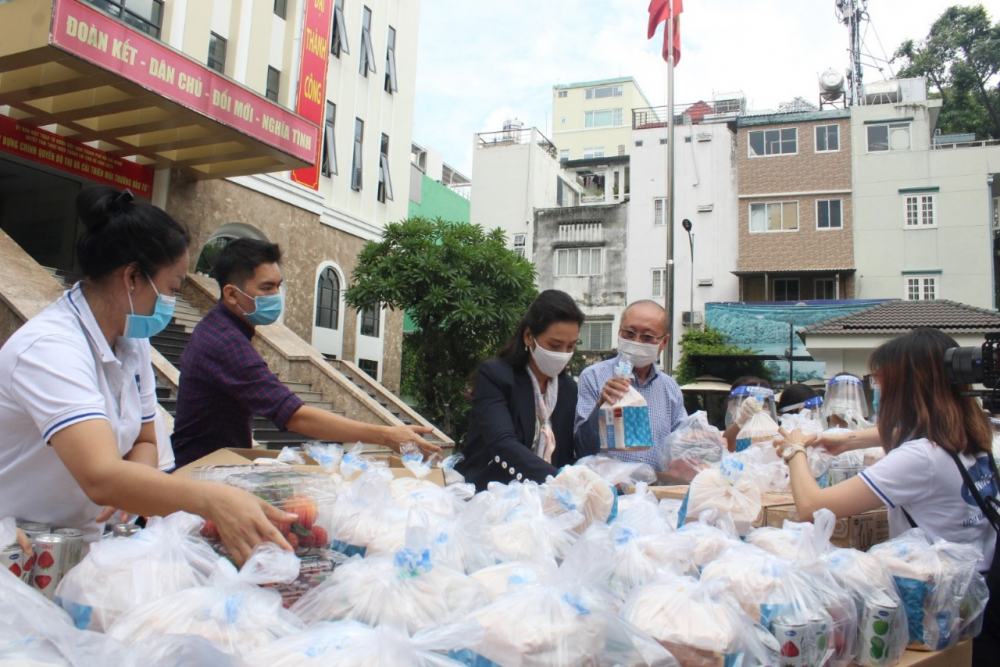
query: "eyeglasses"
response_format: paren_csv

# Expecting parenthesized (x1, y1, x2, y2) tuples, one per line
(619, 328, 666, 344)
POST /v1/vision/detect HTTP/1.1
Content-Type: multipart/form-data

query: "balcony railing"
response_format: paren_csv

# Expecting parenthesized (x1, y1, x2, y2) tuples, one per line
(558, 222, 603, 243)
(476, 128, 558, 159)
(932, 139, 1000, 150)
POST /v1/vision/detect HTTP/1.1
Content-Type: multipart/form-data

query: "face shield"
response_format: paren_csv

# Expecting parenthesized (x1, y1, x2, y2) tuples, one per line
(822, 375, 870, 430)
(779, 395, 824, 420)
(725, 385, 777, 428)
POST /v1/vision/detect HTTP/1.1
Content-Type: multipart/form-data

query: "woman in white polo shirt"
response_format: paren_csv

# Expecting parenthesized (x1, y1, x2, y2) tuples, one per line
(0, 186, 294, 566)
(777, 328, 999, 664)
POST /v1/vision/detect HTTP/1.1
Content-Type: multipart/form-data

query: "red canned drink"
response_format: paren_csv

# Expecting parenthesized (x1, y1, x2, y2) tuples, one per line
(53, 528, 84, 570)
(771, 618, 808, 667)
(2, 542, 31, 584)
(30, 534, 66, 599)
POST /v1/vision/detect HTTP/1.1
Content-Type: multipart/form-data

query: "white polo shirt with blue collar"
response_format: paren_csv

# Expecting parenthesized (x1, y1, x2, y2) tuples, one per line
(0, 283, 157, 542)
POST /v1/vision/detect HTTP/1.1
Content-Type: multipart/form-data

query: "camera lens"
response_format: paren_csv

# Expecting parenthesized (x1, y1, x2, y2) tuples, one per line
(945, 346, 983, 385)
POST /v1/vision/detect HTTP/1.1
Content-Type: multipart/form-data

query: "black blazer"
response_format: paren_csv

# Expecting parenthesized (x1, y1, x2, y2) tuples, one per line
(457, 359, 593, 491)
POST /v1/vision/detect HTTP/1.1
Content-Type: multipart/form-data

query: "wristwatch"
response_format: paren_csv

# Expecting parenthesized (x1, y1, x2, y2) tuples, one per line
(782, 443, 807, 463)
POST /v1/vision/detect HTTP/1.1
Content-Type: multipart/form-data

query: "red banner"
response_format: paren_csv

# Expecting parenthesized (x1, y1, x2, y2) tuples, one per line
(0, 115, 154, 197)
(49, 0, 318, 164)
(291, 0, 336, 189)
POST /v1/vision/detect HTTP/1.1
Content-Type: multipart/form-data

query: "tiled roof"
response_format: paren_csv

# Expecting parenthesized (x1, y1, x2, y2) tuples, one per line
(800, 300, 1000, 336)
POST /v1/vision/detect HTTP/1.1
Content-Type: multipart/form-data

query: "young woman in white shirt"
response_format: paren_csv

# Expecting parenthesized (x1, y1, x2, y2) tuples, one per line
(777, 327, 998, 664)
(0, 186, 294, 566)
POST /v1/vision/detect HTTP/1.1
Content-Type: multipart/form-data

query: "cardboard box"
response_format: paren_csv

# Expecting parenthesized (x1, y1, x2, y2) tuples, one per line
(764, 504, 889, 551)
(644, 485, 795, 529)
(895, 640, 971, 666)
(173, 447, 445, 486)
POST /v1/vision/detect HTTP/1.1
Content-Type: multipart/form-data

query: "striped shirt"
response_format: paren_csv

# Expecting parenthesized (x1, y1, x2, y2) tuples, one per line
(574, 355, 687, 470)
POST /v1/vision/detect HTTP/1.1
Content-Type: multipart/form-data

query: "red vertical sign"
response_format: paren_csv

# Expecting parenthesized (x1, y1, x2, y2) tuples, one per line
(291, 0, 335, 189)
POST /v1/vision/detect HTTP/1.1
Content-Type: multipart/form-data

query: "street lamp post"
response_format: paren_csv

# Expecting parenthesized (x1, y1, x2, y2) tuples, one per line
(681, 218, 695, 330)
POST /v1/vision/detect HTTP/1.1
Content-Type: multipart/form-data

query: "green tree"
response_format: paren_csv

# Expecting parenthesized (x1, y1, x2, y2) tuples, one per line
(344, 217, 537, 443)
(893, 5, 1000, 139)
(674, 325, 772, 386)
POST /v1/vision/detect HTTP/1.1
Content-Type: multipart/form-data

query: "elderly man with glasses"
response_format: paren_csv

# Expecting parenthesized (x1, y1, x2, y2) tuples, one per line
(573, 300, 686, 471)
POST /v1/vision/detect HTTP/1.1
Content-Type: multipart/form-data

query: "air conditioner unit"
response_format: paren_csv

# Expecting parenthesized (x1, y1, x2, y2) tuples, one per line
(697, 278, 714, 287)
(681, 311, 703, 326)
(697, 204, 714, 213)
(697, 133, 713, 142)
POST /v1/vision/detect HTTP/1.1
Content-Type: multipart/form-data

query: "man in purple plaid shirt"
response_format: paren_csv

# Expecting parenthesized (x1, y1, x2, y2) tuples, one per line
(574, 300, 686, 471)
(171, 239, 436, 469)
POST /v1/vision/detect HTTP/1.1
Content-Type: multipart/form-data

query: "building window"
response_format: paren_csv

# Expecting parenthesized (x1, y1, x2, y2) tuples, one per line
(321, 102, 337, 177)
(207, 33, 227, 74)
(750, 202, 799, 232)
(558, 149, 569, 161)
(904, 195, 935, 227)
(652, 268, 665, 297)
(331, 0, 350, 57)
(512, 234, 526, 257)
(273, 0, 287, 19)
(84, 0, 164, 38)
(359, 307, 381, 337)
(584, 109, 623, 128)
(351, 118, 364, 191)
(357, 358, 379, 379)
(815, 278, 836, 300)
(653, 198, 666, 226)
(815, 124, 839, 152)
(556, 248, 603, 277)
(266, 66, 280, 102)
(583, 146, 605, 159)
(557, 90, 568, 98)
(579, 321, 613, 350)
(748, 128, 797, 157)
(774, 279, 800, 301)
(905, 276, 937, 301)
(315, 267, 341, 329)
(867, 122, 911, 152)
(359, 6, 376, 77)
(816, 199, 843, 229)
(377, 133, 393, 203)
(585, 85, 623, 99)
(384, 26, 398, 93)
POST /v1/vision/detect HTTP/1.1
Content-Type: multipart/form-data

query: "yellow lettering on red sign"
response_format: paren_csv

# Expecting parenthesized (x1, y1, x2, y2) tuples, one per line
(305, 27, 328, 58)
(65, 16, 109, 52)
(149, 57, 175, 84)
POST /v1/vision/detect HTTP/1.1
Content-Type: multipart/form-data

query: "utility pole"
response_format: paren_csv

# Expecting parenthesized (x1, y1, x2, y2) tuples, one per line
(664, 9, 676, 371)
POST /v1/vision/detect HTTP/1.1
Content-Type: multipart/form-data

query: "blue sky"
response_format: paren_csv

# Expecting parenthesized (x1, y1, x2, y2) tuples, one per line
(412, 0, 965, 177)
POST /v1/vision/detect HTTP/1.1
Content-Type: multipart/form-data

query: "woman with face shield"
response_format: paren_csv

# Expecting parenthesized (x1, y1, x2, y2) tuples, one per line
(821, 373, 871, 430)
(456, 290, 589, 491)
(722, 377, 776, 451)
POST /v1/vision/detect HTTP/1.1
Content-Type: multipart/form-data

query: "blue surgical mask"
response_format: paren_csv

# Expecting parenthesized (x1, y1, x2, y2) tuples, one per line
(236, 287, 283, 326)
(872, 387, 880, 415)
(123, 276, 175, 339)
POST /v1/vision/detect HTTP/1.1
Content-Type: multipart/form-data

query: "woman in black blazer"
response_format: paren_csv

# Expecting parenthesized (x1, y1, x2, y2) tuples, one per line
(457, 290, 596, 490)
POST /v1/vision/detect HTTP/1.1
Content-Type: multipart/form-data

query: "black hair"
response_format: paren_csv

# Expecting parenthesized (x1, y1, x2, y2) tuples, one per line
(497, 290, 585, 369)
(75, 186, 190, 280)
(211, 238, 282, 293)
(731, 376, 771, 390)
(777, 382, 817, 413)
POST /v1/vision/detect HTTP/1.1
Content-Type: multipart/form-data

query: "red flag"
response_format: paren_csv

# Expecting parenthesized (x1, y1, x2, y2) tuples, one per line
(647, 0, 683, 65)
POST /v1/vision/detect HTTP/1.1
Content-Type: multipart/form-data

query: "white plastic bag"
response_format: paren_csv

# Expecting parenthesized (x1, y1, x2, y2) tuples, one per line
(107, 543, 304, 656)
(304, 441, 344, 473)
(574, 454, 656, 488)
(623, 573, 779, 667)
(542, 465, 618, 530)
(678, 458, 765, 535)
(55, 512, 217, 632)
(666, 411, 726, 482)
(735, 410, 779, 453)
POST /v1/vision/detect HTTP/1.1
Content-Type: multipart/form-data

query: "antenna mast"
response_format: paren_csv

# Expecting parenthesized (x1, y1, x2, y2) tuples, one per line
(836, 0, 868, 106)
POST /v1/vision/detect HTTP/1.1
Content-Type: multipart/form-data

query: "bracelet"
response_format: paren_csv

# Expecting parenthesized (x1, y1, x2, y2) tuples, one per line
(782, 443, 807, 463)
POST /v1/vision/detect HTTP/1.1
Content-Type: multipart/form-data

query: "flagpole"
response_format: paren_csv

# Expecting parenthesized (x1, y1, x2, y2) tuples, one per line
(664, 7, 676, 372)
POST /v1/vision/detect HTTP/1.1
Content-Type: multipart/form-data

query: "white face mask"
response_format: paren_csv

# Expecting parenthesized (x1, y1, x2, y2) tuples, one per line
(618, 336, 661, 369)
(530, 338, 573, 378)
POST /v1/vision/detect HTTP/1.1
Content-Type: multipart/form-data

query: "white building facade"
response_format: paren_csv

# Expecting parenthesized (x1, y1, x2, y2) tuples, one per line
(851, 78, 1000, 310)
(628, 111, 741, 367)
